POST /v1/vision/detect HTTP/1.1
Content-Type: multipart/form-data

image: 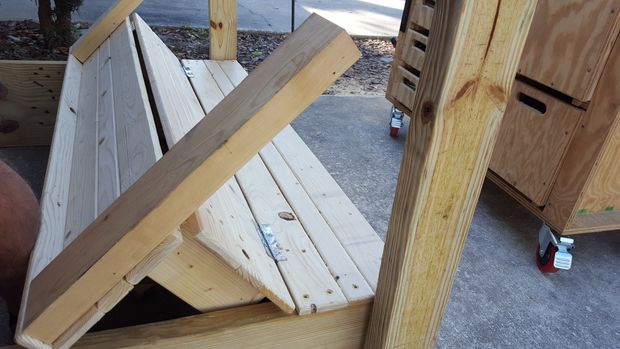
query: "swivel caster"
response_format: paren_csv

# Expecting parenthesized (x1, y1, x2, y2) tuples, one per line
(389, 106, 404, 138)
(536, 224, 574, 273)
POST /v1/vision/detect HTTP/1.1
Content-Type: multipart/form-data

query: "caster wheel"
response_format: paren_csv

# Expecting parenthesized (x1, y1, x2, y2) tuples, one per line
(390, 127, 399, 137)
(536, 243, 559, 273)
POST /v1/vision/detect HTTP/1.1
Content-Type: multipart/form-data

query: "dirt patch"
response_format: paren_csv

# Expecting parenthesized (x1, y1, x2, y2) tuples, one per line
(0, 20, 394, 96)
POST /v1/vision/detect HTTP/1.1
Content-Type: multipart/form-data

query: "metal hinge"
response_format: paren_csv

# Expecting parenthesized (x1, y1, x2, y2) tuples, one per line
(257, 224, 287, 262)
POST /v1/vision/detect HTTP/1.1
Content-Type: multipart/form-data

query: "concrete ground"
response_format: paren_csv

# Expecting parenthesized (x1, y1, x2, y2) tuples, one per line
(0, 0, 404, 36)
(1, 96, 620, 347)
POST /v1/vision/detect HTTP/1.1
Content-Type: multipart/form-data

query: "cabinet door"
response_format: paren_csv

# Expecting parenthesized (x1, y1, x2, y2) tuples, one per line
(490, 80, 584, 205)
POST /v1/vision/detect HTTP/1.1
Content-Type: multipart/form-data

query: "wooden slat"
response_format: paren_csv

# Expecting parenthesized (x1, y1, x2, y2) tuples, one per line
(236, 155, 349, 314)
(180, 60, 223, 113)
(209, 0, 237, 60)
(217, 60, 373, 303)
(365, 1, 536, 348)
(205, 60, 235, 94)
(96, 39, 120, 213)
(260, 143, 374, 303)
(273, 126, 384, 291)
(75, 302, 371, 349)
(133, 15, 204, 142)
(184, 58, 296, 312)
(23, 14, 358, 343)
(52, 307, 103, 349)
(15, 55, 83, 349)
(136, 16, 287, 312)
(70, 0, 144, 62)
(109, 19, 162, 193)
(0, 60, 65, 147)
(63, 52, 99, 247)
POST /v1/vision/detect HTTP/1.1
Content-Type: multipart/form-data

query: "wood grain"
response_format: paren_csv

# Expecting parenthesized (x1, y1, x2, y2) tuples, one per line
(236, 155, 349, 314)
(137, 18, 285, 312)
(148, 230, 264, 312)
(110, 19, 162, 193)
(63, 51, 99, 247)
(74, 302, 371, 349)
(273, 126, 384, 291)
(489, 80, 584, 205)
(544, 33, 620, 231)
(0, 60, 65, 147)
(15, 55, 83, 348)
(70, 0, 144, 62)
(96, 39, 120, 214)
(22, 14, 359, 344)
(260, 142, 374, 304)
(366, 1, 536, 348)
(181, 58, 295, 313)
(209, 0, 237, 60)
(518, 0, 620, 101)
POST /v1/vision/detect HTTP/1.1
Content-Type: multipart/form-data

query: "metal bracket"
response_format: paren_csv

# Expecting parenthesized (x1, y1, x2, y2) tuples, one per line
(390, 106, 404, 128)
(538, 224, 574, 270)
(257, 224, 287, 262)
(183, 65, 194, 78)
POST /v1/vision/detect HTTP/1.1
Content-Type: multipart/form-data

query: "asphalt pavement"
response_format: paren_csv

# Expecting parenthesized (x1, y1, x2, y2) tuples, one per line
(0, 0, 404, 36)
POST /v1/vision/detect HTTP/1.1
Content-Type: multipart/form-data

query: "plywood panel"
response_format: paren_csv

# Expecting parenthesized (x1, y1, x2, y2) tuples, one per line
(0, 60, 65, 147)
(544, 32, 620, 231)
(518, 0, 620, 101)
(489, 80, 584, 205)
(576, 118, 620, 214)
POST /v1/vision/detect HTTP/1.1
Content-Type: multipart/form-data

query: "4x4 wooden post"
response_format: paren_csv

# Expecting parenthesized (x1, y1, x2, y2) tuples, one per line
(365, 1, 537, 348)
(209, 0, 237, 60)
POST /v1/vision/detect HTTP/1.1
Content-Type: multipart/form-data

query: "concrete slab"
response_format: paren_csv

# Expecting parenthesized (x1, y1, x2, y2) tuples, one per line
(0, 0, 404, 36)
(0, 96, 618, 347)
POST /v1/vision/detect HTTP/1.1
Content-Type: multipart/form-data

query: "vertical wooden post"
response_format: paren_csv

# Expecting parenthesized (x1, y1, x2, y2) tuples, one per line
(209, 0, 237, 60)
(365, 1, 536, 348)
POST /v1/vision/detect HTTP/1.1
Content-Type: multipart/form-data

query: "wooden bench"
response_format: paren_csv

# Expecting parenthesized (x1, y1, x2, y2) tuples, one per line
(14, 5, 382, 349)
(4, 1, 538, 348)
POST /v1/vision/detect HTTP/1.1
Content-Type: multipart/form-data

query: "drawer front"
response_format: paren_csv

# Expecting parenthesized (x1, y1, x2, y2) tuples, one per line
(518, 0, 620, 101)
(490, 80, 584, 205)
(387, 0, 433, 113)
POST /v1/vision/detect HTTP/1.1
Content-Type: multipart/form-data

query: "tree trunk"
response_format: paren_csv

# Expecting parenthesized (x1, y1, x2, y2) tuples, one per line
(54, 0, 76, 46)
(37, 0, 53, 39)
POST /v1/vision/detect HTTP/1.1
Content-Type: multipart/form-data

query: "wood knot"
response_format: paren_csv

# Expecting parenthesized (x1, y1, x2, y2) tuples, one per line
(210, 20, 217, 29)
(219, 22, 223, 29)
(421, 101, 434, 123)
(278, 212, 296, 221)
(0, 119, 19, 133)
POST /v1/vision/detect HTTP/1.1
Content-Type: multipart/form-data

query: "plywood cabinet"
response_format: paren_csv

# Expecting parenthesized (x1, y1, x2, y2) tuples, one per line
(489, 4, 620, 235)
(517, 0, 620, 102)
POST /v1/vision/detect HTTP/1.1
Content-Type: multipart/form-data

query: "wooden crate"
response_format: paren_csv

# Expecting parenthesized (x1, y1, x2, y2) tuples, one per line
(517, 0, 620, 102)
(489, 80, 584, 206)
